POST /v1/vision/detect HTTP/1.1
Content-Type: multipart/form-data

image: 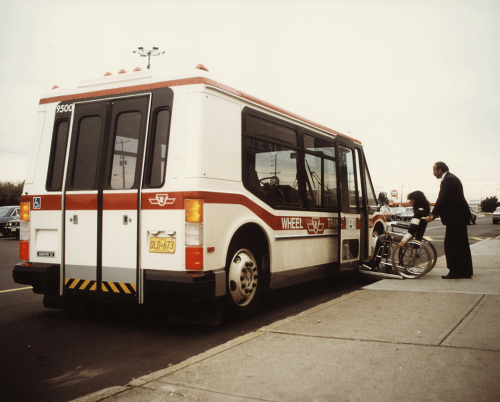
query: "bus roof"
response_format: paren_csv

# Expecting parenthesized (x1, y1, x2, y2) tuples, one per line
(39, 66, 361, 145)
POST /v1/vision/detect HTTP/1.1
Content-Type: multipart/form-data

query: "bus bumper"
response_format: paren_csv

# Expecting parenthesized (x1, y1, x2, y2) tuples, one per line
(12, 263, 227, 301)
(13, 262, 60, 295)
(144, 269, 226, 301)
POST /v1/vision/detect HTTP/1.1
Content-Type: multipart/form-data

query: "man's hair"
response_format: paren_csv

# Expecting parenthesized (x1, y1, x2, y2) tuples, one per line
(434, 161, 449, 173)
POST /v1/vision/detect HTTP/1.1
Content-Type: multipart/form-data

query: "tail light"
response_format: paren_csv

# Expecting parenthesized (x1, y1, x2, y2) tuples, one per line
(19, 201, 30, 260)
(185, 199, 203, 270)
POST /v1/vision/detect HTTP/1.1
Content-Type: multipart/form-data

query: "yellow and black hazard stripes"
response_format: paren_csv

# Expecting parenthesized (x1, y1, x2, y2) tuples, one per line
(101, 281, 137, 295)
(64, 278, 137, 295)
(65, 278, 97, 291)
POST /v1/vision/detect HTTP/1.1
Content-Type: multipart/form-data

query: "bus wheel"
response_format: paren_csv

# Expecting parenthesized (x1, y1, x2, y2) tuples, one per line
(225, 238, 262, 317)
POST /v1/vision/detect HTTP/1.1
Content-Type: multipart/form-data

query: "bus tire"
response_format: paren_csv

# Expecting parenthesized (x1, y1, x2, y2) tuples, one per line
(224, 236, 263, 318)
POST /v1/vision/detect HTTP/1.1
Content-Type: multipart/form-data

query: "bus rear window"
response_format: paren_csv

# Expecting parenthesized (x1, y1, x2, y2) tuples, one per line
(46, 119, 69, 191)
(71, 116, 102, 190)
(145, 109, 170, 188)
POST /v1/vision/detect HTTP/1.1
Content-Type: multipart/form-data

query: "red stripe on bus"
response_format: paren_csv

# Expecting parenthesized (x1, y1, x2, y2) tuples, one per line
(143, 191, 340, 233)
(103, 193, 137, 210)
(66, 194, 98, 210)
(39, 77, 361, 145)
(21, 194, 62, 210)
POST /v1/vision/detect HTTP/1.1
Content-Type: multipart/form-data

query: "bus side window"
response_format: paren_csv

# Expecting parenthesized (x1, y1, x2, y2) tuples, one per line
(339, 146, 358, 213)
(145, 109, 170, 188)
(355, 148, 363, 209)
(46, 119, 69, 191)
(364, 163, 377, 207)
(243, 111, 301, 207)
(303, 134, 337, 209)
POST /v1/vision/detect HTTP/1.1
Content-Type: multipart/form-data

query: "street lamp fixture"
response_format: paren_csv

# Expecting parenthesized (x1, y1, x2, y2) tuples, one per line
(133, 47, 165, 69)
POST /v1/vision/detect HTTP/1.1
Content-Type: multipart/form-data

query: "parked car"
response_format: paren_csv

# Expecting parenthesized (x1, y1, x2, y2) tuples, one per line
(379, 206, 393, 222)
(493, 207, 500, 224)
(388, 207, 397, 221)
(400, 207, 414, 221)
(0, 205, 20, 237)
(5, 218, 20, 239)
(468, 208, 476, 225)
(393, 207, 405, 220)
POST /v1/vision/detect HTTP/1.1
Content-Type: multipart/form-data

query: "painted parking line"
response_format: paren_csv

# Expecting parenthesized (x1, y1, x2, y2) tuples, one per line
(423, 236, 488, 242)
(0, 287, 32, 293)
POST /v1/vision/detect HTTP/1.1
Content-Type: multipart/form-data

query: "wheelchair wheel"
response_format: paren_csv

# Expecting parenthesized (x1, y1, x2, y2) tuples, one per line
(421, 239, 437, 270)
(391, 240, 433, 279)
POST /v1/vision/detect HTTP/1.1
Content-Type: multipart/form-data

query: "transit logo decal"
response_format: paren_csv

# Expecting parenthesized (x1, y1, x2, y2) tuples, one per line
(149, 194, 176, 207)
(280, 217, 338, 235)
(307, 217, 325, 235)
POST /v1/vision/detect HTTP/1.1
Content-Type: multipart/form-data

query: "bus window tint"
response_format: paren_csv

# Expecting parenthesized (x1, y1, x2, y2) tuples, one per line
(303, 134, 335, 157)
(246, 115, 297, 146)
(245, 137, 300, 205)
(47, 120, 69, 191)
(304, 134, 337, 208)
(323, 159, 337, 207)
(339, 146, 358, 213)
(364, 164, 377, 206)
(146, 109, 170, 188)
(72, 116, 102, 190)
(355, 149, 363, 209)
(110, 112, 141, 189)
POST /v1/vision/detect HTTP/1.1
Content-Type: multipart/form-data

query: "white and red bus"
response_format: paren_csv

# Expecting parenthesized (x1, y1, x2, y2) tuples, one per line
(13, 64, 386, 317)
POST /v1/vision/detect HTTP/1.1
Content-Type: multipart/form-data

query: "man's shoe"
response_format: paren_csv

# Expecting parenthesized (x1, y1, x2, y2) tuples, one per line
(441, 274, 471, 279)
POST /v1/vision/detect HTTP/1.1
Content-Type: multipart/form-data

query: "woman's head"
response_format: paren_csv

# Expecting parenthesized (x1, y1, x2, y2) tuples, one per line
(407, 190, 430, 214)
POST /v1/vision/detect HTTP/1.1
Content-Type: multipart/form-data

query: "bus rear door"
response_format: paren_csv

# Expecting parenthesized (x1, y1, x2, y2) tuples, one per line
(63, 94, 151, 300)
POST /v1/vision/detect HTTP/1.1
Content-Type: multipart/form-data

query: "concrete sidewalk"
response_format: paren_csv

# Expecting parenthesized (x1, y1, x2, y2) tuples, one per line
(74, 237, 500, 402)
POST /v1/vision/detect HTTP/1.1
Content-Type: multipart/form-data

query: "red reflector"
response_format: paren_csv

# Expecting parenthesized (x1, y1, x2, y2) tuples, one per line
(19, 241, 29, 260)
(196, 63, 209, 72)
(186, 247, 203, 270)
(207, 247, 215, 253)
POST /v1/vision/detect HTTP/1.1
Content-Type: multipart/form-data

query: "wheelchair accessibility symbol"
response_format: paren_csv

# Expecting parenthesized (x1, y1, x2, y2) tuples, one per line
(33, 197, 41, 209)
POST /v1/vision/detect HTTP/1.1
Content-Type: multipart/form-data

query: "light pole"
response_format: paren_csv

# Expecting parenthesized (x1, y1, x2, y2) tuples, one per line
(116, 139, 129, 188)
(133, 47, 165, 69)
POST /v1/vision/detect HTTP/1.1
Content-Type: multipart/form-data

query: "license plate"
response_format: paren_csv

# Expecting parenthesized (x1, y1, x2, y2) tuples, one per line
(149, 237, 176, 253)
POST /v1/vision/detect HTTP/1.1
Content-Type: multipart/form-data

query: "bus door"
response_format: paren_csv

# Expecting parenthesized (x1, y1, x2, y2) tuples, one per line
(336, 138, 361, 268)
(63, 94, 151, 300)
(356, 147, 379, 261)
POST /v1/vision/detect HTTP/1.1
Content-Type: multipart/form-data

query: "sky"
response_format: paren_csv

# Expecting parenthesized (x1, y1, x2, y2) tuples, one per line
(1, 0, 499, 204)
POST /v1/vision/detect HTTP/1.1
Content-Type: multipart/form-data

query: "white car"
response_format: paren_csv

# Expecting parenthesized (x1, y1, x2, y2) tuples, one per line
(379, 206, 393, 222)
(493, 207, 500, 224)
(400, 207, 414, 221)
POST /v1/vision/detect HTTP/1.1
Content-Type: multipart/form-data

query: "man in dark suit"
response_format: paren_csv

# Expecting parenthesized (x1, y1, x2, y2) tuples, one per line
(426, 162, 473, 279)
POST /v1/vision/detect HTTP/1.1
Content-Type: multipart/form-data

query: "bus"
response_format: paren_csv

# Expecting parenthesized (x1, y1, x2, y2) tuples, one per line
(13, 64, 386, 318)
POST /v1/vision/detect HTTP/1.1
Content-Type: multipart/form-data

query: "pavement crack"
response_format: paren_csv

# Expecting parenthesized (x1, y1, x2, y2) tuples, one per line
(437, 294, 486, 346)
(263, 328, 500, 353)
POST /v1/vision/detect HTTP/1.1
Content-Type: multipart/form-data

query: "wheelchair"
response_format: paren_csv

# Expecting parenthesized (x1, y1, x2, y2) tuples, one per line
(367, 223, 436, 279)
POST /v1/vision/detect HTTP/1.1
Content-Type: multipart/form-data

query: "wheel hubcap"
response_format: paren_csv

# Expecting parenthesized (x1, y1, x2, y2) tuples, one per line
(228, 249, 258, 306)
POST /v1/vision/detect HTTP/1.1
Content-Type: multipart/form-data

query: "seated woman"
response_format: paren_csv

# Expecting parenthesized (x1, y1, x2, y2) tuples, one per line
(397, 190, 431, 247)
(372, 190, 431, 271)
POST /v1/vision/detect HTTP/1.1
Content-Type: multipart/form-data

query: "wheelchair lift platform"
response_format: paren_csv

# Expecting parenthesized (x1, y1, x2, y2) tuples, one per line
(359, 266, 405, 279)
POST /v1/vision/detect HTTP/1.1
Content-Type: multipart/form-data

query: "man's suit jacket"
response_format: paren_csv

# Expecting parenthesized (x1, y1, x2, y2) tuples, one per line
(432, 172, 471, 226)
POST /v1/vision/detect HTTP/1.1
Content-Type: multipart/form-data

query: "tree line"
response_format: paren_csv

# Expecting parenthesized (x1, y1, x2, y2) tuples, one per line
(0, 181, 24, 206)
